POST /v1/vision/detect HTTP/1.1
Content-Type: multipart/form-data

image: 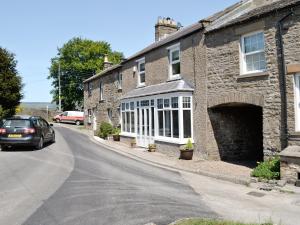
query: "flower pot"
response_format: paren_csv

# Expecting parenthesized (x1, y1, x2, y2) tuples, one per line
(148, 147, 156, 152)
(113, 134, 120, 141)
(180, 149, 194, 160)
(130, 142, 136, 148)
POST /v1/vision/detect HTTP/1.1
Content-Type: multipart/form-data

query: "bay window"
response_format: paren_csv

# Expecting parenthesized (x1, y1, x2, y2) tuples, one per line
(121, 102, 135, 133)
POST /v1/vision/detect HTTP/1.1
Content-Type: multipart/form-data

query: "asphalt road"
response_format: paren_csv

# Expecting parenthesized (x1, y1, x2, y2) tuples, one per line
(0, 126, 217, 225)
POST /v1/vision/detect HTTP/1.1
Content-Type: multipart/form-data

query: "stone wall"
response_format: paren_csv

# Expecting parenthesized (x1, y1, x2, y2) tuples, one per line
(84, 69, 122, 132)
(204, 7, 300, 159)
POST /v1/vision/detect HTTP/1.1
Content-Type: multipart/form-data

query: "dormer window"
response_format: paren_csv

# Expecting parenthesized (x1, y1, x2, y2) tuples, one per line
(240, 31, 266, 75)
(137, 58, 145, 86)
(168, 43, 181, 79)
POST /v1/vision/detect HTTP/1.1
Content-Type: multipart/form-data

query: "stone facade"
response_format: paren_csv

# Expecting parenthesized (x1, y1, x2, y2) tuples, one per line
(83, 1, 300, 162)
(84, 67, 122, 133)
(204, 5, 300, 160)
(280, 146, 300, 184)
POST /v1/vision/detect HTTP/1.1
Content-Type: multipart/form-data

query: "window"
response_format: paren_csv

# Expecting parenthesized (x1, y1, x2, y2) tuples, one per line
(117, 73, 122, 90)
(99, 81, 103, 101)
(88, 109, 92, 124)
(137, 58, 145, 86)
(88, 82, 92, 96)
(168, 44, 180, 79)
(182, 97, 192, 138)
(107, 108, 112, 123)
(241, 31, 266, 74)
(157, 97, 179, 138)
(121, 101, 135, 133)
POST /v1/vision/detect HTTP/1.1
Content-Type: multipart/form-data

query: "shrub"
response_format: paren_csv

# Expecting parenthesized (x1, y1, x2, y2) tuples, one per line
(112, 127, 121, 135)
(185, 138, 194, 150)
(251, 157, 280, 180)
(97, 122, 113, 139)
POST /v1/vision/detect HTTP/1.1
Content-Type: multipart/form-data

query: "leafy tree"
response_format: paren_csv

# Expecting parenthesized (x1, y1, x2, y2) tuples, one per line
(0, 47, 23, 119)
(48, 37, 123, 111)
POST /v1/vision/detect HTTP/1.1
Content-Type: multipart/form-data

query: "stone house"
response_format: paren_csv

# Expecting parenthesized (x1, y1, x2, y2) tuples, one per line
(84, 0, 300, 166)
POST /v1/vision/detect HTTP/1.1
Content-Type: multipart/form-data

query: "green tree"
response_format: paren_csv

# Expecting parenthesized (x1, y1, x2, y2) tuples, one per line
(48, 37, 123, 111)
(0, 47, 23, 119)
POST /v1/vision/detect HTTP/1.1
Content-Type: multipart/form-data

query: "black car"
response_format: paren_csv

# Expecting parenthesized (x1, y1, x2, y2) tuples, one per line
(0, 115, 55, 150)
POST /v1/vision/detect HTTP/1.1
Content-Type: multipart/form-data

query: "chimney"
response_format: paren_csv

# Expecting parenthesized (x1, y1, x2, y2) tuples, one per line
(155, 17, 179, 42)
(103, 55, 113, 70)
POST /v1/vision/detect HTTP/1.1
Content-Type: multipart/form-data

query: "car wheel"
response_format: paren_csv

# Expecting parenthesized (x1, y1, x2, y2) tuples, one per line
(51, 133, 56, 143)
(0, 145, 7, 151)
(56, 119, 60, 123)
(35, 137, 44, 150)
(75, 120, 80, 126)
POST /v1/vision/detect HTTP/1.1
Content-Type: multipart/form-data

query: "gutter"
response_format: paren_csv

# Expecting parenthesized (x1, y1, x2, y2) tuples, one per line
(277, 9, 294, 147)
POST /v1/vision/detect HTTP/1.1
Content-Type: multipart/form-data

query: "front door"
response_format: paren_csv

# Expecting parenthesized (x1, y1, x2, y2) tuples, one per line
(295, 74, 300, 131)
(137, 106, 154, 148)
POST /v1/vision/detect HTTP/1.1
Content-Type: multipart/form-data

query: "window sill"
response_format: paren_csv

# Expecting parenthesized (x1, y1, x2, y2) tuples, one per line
(154, 136, 194, 145)
(167, 75, 181, 82)
(120, 132, 136, 138)
(137, 84, 146, 88)
(237, 71, 269, 80)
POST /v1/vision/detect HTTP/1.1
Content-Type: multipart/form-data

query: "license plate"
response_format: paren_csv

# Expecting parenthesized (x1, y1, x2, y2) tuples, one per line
(8, 134, 22, 138)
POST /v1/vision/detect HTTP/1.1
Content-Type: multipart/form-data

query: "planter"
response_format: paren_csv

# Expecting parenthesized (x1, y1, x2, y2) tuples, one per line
(180, 149, 194, 160)
(130, 142, 136, 148)
(113, 134, 120, 141)
(148, 145, 156, 152)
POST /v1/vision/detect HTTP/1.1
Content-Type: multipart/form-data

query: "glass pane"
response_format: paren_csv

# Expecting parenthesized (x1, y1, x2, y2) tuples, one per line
(130, 102, 134, 110)
(171, 97, 178, 108)
(140, 73, 145, 83)
(172, 49, 179, 61)
(164, 99, 170, 108)
(126, 103, 129, 110)
(151, 107, 155, 136)
(157, 99, 163, 109)
(137, 108, 140, 134)
(142, 110, 145, 135)
(139, 62, 145, 72)
(172, 110, 179, 138)
(141, 100, 149, 107)
(183, 110, 191, 138)
(158, 111, 164, 136)
(131, 112, 135, 133)
(164, 110, 171, 137)
(182, 97, 191, 108)
(244, 32, 264, 53)
(147, 109, 150, 136)
(126, 112, 130, 132)
(122, 112, 126, 132)
(122, 103, 125, 111)
(172, 62, 180, 75)
(246, 52, 266, 72)
(151, 99, 154, 106)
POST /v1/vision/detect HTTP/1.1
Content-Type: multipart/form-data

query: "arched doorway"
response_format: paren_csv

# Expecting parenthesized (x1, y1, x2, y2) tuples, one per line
(208, 103, 263, 161)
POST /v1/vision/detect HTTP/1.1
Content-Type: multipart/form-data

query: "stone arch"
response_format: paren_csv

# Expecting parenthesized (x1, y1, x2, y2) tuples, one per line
(208, 92, 264, 109)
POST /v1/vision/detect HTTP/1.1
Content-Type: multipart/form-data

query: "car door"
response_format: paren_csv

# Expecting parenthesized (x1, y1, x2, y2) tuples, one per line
(41, 119, 52, 141)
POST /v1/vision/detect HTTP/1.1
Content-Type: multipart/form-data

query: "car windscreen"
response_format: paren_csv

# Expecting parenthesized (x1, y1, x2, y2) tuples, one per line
(3, 119, 31, 128)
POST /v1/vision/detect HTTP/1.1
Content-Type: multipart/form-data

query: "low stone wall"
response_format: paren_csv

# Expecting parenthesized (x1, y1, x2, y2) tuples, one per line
(280, 146, 300, 184)
(154, 141, 181, 158)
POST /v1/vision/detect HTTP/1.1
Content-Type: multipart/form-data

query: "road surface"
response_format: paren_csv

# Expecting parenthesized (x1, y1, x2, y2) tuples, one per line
(0, 126, 217, 225)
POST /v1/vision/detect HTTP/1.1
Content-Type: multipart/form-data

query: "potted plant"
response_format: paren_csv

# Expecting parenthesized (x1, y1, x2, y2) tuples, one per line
(130, 138, 136, 148)
(112, 127, 121, 141)
(148, 144, 156, 152)
(180, 139, 194, 160)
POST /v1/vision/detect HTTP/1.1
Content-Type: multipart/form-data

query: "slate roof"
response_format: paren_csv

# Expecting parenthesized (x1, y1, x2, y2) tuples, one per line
(121, 79, 194, 100)
(83, 64, 122, 83)
(207, 0, 300, 32)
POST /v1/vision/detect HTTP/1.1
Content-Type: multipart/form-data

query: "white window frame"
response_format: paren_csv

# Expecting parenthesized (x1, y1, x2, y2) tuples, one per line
(117, 73, 122, 90)
(136, 57, 145, 87)
(88, 82, 92, 97)
(99, 81, 104, 101)
(107, 108, 112, 123)
(167, 43, 181, 80)
(240, 30, 266, 75)
(294, 74, 300, 131)
(121, 102, 136, 136)
(120, 92, 193, 145)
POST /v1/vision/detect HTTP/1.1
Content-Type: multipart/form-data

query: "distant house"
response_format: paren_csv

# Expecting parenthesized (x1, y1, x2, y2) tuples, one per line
(84, 0, 300, 162)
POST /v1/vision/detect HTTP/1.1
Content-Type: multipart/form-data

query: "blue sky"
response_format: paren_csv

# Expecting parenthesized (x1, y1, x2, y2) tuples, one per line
(0, 0, 238, 102)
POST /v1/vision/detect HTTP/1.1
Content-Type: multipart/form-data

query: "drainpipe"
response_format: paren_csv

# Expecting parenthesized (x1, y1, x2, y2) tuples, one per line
(277, 9, 294, 148)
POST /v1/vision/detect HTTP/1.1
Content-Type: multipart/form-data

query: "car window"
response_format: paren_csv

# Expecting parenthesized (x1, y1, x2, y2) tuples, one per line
(63, 112, 68, 116)
(42, 119, 49, 127)
(3, 119, 31, 128)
